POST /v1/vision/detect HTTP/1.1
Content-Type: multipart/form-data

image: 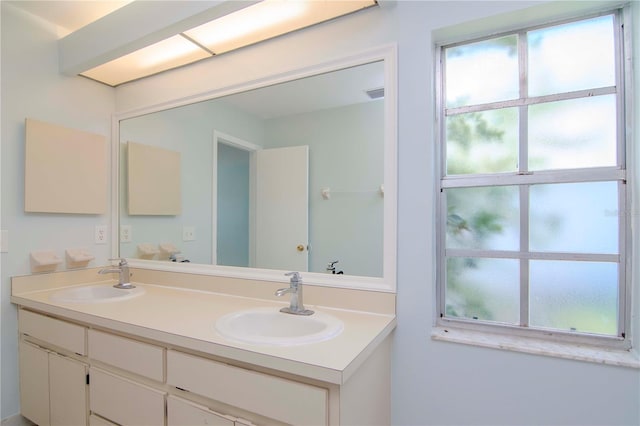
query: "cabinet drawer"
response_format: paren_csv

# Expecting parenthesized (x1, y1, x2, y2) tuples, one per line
(167, 350, 327, 426)
(88, 329, 164, 382)
(167, 396, 234, 426)
(19, 309, 85, 355)
(89, 368, 165, 426)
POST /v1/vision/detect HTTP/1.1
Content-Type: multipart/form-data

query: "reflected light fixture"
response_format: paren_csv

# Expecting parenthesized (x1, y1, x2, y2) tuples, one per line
(80, 0, 377, 86)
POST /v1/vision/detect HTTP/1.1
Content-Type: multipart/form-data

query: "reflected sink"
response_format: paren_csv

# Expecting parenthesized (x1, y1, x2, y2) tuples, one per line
(215, 307, 344, 346)
(50, 284, 145, 303)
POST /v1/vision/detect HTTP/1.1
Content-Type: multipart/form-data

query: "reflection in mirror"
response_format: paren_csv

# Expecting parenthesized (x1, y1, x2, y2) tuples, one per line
(119, 60, 387, 279)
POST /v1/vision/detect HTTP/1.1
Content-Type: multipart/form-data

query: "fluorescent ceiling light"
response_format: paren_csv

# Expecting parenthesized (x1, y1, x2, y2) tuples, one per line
(80, 35, 211, 86)
(184, 0, 377, 54)
(80, 0, 377, 86)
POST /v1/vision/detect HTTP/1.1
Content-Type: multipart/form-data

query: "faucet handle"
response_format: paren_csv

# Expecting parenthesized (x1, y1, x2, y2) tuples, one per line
(285, 271, 301, 283)
(108, 258, 128, 266)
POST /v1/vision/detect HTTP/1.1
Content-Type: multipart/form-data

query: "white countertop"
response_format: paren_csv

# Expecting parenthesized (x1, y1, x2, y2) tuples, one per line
(12, 280, 396, 385)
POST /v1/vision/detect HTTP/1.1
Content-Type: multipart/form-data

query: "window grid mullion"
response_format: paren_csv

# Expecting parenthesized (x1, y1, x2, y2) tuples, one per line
(445, 249, 619, 263)
(618, 180, 627, 337)
(520, 186, 530, 327)
(518, 30, 529, 174)
(619, 6, 633, 341)
(444, 86, 616, 117)
(436, 44, 448, 321)
(613, 10, 627, 339)
(441, 168, 625, 188)
(518, 30, 530, 328)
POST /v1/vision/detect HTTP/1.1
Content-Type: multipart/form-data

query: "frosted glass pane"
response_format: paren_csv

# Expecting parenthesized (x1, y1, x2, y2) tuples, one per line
(446, 257, 519, 324)
(529, 182, 618, 254)
(528, 15, 615, 97)
(446, 108, 518, 175)
(445, 35, 519, 108)
(530, 260, 618, 335)
(529, 95, 617, 170)
(446, 186, 519, 251)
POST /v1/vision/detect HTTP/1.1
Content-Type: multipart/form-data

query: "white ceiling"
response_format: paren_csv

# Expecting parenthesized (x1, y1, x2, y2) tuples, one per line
(8, 0, 131, 36)
(221, 61, 385, 119)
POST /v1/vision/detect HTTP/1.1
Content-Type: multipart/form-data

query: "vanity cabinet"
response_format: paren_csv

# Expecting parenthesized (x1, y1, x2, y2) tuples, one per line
(18, 309, 89, 426)
(16, 303, 392, 426)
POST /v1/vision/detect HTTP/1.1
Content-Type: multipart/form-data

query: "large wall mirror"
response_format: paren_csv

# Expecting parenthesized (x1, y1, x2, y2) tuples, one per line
(116, 46, 397, 291)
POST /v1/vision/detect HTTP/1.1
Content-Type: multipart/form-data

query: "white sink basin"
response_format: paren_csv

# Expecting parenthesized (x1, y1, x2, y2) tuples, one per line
(215, 307, 343, 346)
(50, 284, 145, 303)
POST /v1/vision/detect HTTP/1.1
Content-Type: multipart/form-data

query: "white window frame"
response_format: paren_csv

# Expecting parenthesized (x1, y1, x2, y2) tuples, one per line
(435, 7, 633, 350)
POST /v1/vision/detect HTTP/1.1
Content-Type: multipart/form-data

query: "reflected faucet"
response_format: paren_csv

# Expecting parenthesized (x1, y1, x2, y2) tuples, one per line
(98, 258, 135, 289)
(326, 260, 343, 274)
(275, 272, 314, 316)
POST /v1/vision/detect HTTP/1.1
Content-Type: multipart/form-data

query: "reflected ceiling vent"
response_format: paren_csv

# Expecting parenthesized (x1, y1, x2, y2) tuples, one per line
(365, 87, 385, 99)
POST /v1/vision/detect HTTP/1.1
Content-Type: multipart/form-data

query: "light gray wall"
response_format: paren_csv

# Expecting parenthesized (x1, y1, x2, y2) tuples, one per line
(0, 3, 115, 418)
(2, 1, 639, 424)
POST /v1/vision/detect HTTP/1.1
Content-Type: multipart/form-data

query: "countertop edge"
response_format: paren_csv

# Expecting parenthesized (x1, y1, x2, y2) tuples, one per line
(11, 292, 396, 384)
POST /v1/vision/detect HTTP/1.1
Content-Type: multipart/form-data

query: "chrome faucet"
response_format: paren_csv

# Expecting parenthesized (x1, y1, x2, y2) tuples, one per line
(275, 272, 314, 316)
(98, 258, 135, 289)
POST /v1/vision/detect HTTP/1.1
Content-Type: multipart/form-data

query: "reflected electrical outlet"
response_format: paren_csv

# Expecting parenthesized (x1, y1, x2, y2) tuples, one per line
(183, 226, 196, 241)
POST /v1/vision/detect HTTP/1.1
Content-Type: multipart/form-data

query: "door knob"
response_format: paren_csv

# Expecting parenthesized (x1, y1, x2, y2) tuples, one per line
(296, 244, 305, 252)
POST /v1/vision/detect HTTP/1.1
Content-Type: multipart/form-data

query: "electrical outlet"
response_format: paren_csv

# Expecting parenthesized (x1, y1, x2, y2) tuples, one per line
(95, 225, 107, 244)
(183, 226, 196, 241)
(120, 225, 132, 243)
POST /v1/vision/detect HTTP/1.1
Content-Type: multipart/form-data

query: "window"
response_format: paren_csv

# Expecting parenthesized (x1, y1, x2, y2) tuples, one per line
(437, 11, 630, 346)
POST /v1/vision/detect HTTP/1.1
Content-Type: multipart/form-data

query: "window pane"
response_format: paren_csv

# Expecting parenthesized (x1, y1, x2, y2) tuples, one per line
(528, 95, 617, 170)
(446, 257, 519, 324)
(446, 108, 518, 175)
(445, 35, 519, 108)
(530, 260, 618, 335)
(528, 15, 615, 97)
(529, 182, 618, 254)
(446, 186, 519, 251)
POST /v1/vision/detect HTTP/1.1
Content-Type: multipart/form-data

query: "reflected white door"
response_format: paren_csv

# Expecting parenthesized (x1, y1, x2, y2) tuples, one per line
(255, 146, 309, 271)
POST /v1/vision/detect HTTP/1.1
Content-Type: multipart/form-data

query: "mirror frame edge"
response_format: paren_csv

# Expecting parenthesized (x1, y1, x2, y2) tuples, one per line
(110, 43, 398, 293)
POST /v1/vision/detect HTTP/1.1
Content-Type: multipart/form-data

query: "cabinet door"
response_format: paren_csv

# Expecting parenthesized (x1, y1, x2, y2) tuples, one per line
(49, 352, 88, 426)
(90, 367, 165, 426)
(19, 341, 50, 426)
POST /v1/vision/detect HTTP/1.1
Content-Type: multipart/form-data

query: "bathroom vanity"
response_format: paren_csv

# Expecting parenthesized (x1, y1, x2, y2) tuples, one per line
(11, 268, 396, 426)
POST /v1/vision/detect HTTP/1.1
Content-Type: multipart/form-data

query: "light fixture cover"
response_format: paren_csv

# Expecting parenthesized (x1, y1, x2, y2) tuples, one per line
(184, 0, 376, 54)
(80, 0, 377, 86)
(81, 35, 211, 86)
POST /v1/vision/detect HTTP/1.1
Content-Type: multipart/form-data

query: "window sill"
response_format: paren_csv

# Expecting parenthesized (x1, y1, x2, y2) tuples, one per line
(431, 326, 640, 369)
